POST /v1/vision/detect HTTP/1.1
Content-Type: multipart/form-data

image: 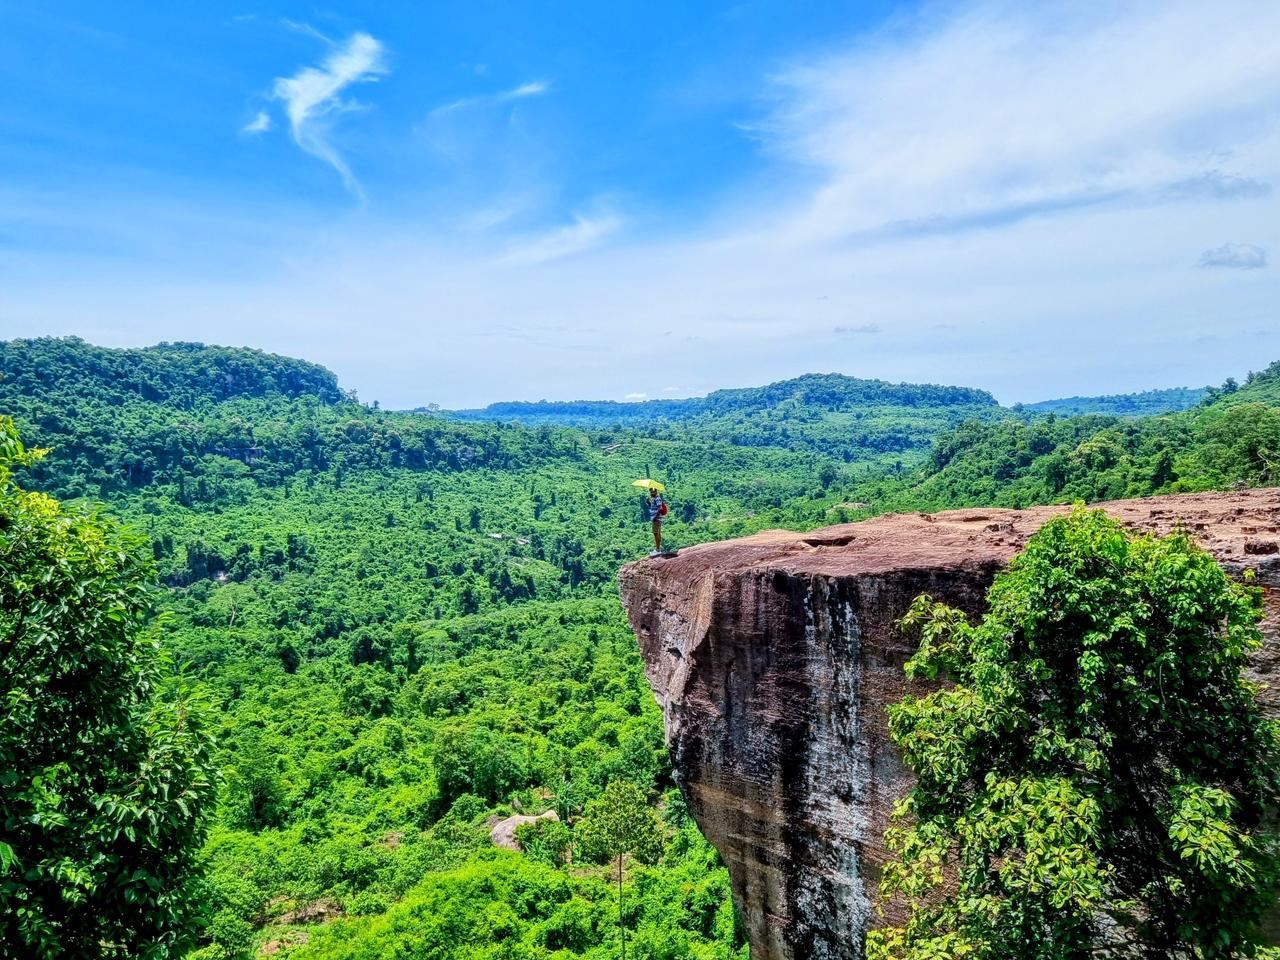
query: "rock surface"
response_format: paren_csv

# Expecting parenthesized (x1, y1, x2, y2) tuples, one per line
(618, 489, 1280, 960)
(489, 810, 559, 851)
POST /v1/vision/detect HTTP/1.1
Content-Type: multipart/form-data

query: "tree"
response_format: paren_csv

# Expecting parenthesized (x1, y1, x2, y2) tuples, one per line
(1196, 403, 1280, 487)
(576, 780, 664, 960)
(516, 817, 573, 867)
(0, 418, 219, 957)
(869, 509, 1280, 960)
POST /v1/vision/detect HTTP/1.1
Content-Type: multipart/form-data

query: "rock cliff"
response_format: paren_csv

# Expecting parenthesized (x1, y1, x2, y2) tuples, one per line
(618, 489, 1280, 960)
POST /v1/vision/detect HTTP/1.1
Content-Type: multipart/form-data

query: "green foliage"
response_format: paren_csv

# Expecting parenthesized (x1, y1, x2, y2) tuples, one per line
(1193, 402, 1280, 488)
(576, 781, 667, 960)
(6, 338, 1280, 958)
(516, 818, 572, 867)
(890, 365, 1280, 510)
(577, 781, 664, 868)
(870, 510, 1280, 960)
(0, 417, 219, 958)
(1020, 385, 1209, 417)
(454, 372, 999, 462)
(208, 911, 254, 959)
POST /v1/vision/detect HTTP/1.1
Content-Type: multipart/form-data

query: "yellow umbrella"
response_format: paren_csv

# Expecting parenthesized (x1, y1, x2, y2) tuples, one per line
(632, 478, 666, 492)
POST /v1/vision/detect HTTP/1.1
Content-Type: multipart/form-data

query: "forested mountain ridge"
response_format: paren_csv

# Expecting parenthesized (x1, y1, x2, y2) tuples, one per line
(1018, 385, 1208, 416)
(0, 341, 1004, 500)
(882, 359, 1280, 512)
(450, 372, 1212, 427)
(453, 372, 999, 462)
(0, 337, 586, 499)
(0, 336, 345, 407)
(451, 372, 996, 424)
(4, 336, 1280, 959)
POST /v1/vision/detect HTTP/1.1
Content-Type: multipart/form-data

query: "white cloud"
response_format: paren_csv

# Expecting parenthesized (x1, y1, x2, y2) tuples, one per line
(509, 81, 549, 99)
(431, 80, 550, 116)
(504, 212, 621, 264)
(254, 1, 1280, 404)
(12, 0, 1280, 409)
(241, 111, 272, 135)
(624, 392, 648, 400)
(269, 31, 387, 198)
(1199, 242, 1268, 269)
(280, 19, 334, 45)
(762, 0, 1280, 243)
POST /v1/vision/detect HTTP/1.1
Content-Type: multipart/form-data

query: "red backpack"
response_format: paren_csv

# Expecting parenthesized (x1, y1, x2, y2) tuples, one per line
(658, 500, 669, 516)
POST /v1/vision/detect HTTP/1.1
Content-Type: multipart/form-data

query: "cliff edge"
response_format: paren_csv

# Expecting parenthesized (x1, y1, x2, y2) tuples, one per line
(618, 489, 1280, 960)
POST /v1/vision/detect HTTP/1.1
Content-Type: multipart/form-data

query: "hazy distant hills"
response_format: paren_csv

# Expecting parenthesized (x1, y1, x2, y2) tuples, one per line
(1019, 386, 1209, 417)
(446, 372, 997, 427)
(448, 373, 1001, 462)
(448, 375, 1211, 426)
(0, 337, 1246, 489)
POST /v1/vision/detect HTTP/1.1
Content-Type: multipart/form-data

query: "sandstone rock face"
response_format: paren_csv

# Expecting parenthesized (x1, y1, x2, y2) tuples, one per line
(618, 489, 1280, 960)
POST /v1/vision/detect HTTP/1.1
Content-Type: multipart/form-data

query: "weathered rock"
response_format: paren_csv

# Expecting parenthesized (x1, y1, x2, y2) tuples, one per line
(276, 898, 342, 926)
(489, 809, 559, 851)
(618, 489, 1280, 960)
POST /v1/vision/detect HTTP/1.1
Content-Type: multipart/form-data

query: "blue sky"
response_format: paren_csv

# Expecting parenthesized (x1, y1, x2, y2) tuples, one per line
(2, 1, 1279, 408)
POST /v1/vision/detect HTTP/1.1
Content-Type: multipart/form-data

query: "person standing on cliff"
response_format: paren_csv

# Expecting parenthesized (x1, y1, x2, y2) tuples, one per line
(643, 486, 667, 555)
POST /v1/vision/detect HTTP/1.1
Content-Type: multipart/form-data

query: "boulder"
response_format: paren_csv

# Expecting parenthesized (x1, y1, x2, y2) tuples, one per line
(489, 809, 559, 851)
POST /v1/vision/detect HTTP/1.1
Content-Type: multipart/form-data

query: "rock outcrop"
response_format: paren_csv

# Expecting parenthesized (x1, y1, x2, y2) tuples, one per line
(618, 489, 1280, 960)
(489, 810, 559, 851)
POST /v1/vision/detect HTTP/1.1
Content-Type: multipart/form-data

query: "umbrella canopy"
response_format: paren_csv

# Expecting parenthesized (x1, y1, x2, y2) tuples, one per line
(632, 478, 666, 492)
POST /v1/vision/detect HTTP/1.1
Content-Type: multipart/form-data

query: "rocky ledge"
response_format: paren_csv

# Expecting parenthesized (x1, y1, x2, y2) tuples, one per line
(618, 489, 1280, 960)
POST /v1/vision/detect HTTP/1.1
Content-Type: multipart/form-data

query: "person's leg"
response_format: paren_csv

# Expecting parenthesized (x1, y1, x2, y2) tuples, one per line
(652, 519, 662, 552)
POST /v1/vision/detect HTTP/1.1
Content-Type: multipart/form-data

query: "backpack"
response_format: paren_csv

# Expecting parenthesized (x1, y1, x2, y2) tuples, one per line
(658, 500, 669, 517)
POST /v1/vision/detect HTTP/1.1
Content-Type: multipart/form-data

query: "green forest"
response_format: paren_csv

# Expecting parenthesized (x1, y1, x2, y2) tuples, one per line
(3, 336, 1280, 959)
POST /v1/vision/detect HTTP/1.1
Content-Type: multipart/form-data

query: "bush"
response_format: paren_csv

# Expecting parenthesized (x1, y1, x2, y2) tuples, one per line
(516, 818, 573, 866)
(871, 509, 1280, 959)
(0, 419, 219, 958)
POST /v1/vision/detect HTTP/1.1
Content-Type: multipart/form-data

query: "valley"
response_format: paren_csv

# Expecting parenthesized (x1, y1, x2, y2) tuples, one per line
(2, 337, 1279, 958)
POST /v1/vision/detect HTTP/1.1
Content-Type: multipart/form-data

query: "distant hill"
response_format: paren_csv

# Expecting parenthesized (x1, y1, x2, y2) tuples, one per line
(450, 373, 996, 425)
(1021, 386, 1209, 417)
(889, 360, 1280, 511)
(0, 337, 570, 497)
(450, 372, 999, 462)
(0, 336, 345, 408)
(1213, 360, 1280, 407)
(448, 396, 699, 427)
(457, 378, 1217, 425)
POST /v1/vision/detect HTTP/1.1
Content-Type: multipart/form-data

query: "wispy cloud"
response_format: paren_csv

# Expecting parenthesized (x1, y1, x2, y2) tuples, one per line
(267, 31, 387, 198)
(15, 0, 1280, 410)
(509, 81, 549, 99)
(504, 212, 621, 264)
(241, 111, 272, 135)
(1199, 242, 1268, 269)
(280, 19, 334, 45)
(1166, 172, 1270, 202)
(762, 1, 1280, 243)
(431, 80, 550, 116)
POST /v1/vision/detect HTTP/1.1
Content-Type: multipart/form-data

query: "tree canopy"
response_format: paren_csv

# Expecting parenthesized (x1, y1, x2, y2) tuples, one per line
(0, 417, 219, 958)
(870, 510, 1280, 960)
(3, 337, 1280, 957)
